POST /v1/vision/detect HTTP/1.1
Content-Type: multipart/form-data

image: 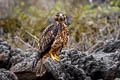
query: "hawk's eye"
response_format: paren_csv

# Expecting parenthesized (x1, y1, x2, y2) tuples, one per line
(55, 18, 58, 21)
(55, 16, 58, 21)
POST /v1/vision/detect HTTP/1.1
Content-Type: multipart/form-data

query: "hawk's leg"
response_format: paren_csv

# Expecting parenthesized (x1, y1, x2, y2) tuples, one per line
(50, 53, 60, 62)
(54, 54, 60, 62)
(54, 49, 60, 62)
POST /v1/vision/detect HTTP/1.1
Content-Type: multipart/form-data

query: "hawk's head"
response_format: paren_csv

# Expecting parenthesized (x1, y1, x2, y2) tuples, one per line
(54, 12, 71, 25)
(55, 12, 66, 22)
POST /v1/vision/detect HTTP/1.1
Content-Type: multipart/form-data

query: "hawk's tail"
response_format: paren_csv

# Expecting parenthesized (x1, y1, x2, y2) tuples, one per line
(36, 58, 46, 77)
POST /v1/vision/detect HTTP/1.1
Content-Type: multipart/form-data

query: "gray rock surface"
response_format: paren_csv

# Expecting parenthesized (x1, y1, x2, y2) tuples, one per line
(44, 40, 120, 80)
(0, 39, 12, 69)
(0, 69, 18, 80)
(0, 39, 120, 80)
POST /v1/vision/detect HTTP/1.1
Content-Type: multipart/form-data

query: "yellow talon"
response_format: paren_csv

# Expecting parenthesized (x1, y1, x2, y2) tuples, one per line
(54, 54, 60, 62)
(50, 53, 54, 60)
(50, 54, 60, 62)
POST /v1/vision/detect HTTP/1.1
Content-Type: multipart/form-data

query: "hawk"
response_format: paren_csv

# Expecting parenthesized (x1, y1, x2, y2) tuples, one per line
(36, 12, 69, 76)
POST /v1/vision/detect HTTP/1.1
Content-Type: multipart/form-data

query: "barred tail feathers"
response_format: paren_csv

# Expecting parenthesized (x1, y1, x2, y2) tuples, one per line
(36, 58, 46, 77)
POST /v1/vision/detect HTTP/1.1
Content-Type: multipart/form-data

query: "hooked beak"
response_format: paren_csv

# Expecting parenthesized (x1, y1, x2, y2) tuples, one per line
(59, 16, 64, 21)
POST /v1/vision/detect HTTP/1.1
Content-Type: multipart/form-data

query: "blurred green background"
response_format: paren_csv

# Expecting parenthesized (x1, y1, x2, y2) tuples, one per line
(0, 0, 120, 51)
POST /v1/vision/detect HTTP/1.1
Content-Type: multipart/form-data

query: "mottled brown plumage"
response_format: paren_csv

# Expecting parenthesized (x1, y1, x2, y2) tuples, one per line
(36, 12, 69, 76)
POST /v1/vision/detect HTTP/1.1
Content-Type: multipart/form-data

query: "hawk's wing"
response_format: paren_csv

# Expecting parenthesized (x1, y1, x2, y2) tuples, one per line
(39, 23, 58, 58)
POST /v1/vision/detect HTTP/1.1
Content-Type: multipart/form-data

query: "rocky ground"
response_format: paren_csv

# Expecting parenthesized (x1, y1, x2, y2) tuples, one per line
(0, 39, 120, 80)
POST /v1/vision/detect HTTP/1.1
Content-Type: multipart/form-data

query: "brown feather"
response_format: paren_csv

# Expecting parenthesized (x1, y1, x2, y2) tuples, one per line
(39, 23, 58, 58)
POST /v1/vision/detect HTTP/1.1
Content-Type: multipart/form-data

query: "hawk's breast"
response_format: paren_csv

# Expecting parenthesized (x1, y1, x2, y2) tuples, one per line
(51, 23, 69, 50)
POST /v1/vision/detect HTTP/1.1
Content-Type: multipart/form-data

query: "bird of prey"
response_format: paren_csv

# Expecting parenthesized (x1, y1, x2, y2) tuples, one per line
(36, 12, 69, 76)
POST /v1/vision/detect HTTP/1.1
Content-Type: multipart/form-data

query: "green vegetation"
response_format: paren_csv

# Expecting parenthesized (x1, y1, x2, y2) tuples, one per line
(0, 0, 120, 51)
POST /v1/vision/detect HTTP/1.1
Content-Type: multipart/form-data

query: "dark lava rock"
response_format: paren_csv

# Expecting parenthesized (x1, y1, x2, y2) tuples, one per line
(0, 39, 12, 69)
(0, 68, 18, 80)
(45, 57, 86, 80)
(0, 39, 27, 69)
(44, 47, 120, 80)
(1, 39, 120, 80)
(103, 40, 120, 53)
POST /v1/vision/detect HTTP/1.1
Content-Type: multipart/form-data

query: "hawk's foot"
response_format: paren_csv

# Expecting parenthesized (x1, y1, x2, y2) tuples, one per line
(50, 54, 60, 62)
(54, 54, 60, 62)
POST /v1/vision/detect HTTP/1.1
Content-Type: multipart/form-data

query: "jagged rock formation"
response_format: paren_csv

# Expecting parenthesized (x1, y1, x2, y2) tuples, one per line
(0, 39, 120, 80)
(44, 48, 120, 80)
(0, 69, 18, 80)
